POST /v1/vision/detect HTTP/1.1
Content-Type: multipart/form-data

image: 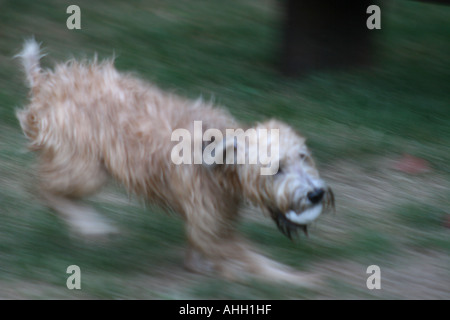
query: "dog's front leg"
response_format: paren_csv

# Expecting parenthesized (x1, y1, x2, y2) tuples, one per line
(184, 211, 320, 286)
(184, 244, 217, 275)
(181, 200, 252, 280)
(183, 215, 268, 281)
(184, 236, 255, 281)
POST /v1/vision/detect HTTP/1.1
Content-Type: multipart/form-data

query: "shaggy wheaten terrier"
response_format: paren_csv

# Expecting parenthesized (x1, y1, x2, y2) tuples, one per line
(16, 39, 334, 285)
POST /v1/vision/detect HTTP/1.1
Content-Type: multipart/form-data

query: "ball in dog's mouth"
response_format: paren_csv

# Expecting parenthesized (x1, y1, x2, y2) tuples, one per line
(286, 204, 323, 225)
(270, 207, 318, 240)
(270, 188, 335, 240)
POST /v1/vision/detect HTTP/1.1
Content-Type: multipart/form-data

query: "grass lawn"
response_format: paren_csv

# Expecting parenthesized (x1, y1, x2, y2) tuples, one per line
(0, 0, 449, 299)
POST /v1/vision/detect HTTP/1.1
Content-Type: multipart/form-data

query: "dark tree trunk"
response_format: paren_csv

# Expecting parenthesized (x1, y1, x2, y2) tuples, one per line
(280, 0, 376, 77)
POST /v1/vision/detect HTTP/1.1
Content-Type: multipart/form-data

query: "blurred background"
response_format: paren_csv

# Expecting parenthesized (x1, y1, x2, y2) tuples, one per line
(0, 0, 449, 299)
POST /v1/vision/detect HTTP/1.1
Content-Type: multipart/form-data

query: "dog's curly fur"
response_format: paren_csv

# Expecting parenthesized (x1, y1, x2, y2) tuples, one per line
(16, 39, 333, 285)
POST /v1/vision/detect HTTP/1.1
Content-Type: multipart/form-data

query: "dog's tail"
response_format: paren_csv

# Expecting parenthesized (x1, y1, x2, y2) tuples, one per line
(16, 38, 47, 149)
(15, 38, 44, 88)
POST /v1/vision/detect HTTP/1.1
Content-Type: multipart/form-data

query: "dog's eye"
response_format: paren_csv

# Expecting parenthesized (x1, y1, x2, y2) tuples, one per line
(299, 153, 306, 160)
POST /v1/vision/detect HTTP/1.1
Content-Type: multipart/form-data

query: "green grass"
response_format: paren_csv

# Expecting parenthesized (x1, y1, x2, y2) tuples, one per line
(0, 0, 449, 299)
(394, 203, 450, 251)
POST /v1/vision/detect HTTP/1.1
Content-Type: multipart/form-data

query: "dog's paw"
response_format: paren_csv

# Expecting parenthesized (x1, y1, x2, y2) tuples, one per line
(288, 271, 323, 289)
(184, 247, 216, 275)
(64, 206, 120, 239)
(69, 217, 119, 237)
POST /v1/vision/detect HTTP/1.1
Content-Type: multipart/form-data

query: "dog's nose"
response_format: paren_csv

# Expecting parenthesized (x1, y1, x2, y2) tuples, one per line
(307, 188, 325, 204)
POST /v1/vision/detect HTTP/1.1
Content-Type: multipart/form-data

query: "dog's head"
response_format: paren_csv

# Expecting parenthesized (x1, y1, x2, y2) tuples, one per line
(217, 120, 334, 239)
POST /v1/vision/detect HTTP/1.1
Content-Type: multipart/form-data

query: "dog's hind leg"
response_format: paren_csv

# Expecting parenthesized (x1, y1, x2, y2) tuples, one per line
(42, 192, 119, 236)
(38, 148, 118, 237)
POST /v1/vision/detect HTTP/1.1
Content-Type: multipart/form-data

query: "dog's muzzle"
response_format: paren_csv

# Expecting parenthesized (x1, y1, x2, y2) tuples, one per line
(269, 187, 335, 239)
